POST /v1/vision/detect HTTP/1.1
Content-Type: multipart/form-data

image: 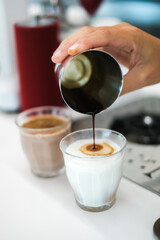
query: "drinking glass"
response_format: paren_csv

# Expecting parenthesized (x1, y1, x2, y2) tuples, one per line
(16, 106, 71, 177)
(60, 128, 127, 212)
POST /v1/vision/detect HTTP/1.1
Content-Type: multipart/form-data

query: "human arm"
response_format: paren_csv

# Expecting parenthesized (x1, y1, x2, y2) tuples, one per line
(52, 23, 160, 95)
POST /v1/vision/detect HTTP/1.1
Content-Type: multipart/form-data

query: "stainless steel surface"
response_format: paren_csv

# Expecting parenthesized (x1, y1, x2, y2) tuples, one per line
(153, 218, 160, 240)
(72, 96, 160, 195)
(56, 50, 123, 114)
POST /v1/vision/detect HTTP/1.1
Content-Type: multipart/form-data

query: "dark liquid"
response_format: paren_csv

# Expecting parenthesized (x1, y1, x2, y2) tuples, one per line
(61, 51, 121, 115)
(61, 50, 122, 150)
(86, 143, 103, 152)
(92, 114, 96, 149)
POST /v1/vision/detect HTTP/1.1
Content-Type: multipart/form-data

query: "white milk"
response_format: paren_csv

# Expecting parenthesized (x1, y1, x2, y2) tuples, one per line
(64, 139, 124, 208)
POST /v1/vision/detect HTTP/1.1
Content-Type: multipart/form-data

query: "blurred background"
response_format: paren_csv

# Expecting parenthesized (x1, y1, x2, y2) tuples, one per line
(1, 0, 160, 113)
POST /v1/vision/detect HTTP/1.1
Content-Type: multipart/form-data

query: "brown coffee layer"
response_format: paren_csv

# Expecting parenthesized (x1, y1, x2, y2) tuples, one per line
(86, 144, 103, 152)
(20, 116, 71, 174)
(79, 142, 114, 156)
(22, 114, 66, 129)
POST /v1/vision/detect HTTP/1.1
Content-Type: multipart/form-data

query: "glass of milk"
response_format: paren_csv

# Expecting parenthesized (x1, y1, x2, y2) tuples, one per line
(60, 128, 127, 212)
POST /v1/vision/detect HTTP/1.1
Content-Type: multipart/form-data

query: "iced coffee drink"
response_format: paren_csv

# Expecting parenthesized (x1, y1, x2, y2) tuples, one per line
(16, 106, 71, 177)
(60, 129, 126, 212)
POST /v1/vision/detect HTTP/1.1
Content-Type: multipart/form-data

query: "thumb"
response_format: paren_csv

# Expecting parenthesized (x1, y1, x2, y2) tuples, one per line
(121, 67, 146, 95)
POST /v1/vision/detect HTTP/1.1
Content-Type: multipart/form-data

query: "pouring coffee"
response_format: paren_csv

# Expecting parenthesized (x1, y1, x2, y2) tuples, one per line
(55, 49, 123, 149)
(56, 50, 126, 212)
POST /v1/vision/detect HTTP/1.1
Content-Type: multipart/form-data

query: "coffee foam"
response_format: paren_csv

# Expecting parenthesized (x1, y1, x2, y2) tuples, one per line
(22, 114, 67, 129)
(21, 114, 69, 136)
(79, 142, 114, 156)
(66, 139, 120, 157)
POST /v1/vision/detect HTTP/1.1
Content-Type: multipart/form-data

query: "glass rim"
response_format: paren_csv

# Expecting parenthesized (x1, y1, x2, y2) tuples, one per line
(60, 128, 127, 160)
(15, 105, 71, 132)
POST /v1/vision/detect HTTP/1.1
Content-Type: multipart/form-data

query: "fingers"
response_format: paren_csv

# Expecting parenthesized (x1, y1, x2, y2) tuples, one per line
(99, 47, 131, 68)
(52, 26, 93, 63)
(52, 26, 114, 63)
(51, 28, 87, 63)
(121, 66, 147, 95)
(52, 23, 136, 63)
(51, 22, 160, 97)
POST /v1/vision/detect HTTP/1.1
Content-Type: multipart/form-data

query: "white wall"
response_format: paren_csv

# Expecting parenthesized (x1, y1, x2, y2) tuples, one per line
(0, 0, 28, 111)
(0, 0, 28, 78)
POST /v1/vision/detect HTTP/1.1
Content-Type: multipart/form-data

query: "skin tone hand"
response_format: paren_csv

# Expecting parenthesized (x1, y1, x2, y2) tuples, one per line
(52, 23, 160, 95)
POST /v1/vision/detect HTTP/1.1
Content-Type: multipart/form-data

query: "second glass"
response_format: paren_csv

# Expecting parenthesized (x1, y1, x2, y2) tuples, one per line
(16, 106, 71, 177)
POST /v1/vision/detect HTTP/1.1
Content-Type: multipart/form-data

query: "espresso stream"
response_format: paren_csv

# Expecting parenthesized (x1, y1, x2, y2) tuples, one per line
(92, 114, 96, 149)
(79, 114, 114, 156)
(61, 51, 118, 155)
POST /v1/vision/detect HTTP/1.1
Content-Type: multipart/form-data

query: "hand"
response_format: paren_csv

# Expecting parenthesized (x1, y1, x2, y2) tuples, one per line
(52, 23, 160, 95)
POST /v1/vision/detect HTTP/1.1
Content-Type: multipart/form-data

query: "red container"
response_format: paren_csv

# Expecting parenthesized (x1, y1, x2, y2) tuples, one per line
(14, 19, 63, 111)
(79, 0, 102, 15)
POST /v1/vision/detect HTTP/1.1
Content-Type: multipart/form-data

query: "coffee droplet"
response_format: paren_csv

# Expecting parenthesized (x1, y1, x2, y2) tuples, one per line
(79, 142, 114, 156)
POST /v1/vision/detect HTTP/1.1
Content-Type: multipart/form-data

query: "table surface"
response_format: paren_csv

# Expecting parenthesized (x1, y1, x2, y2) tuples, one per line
(1, 84, 160, 240)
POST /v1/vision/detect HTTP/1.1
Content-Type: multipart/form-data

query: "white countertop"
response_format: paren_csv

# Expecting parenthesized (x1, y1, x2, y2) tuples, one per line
(1, 84, 160, 240)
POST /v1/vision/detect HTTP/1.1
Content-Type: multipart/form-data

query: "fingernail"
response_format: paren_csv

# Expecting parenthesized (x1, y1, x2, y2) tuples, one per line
(69, 43, 79, 51)
(52, 49, 61, 59)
